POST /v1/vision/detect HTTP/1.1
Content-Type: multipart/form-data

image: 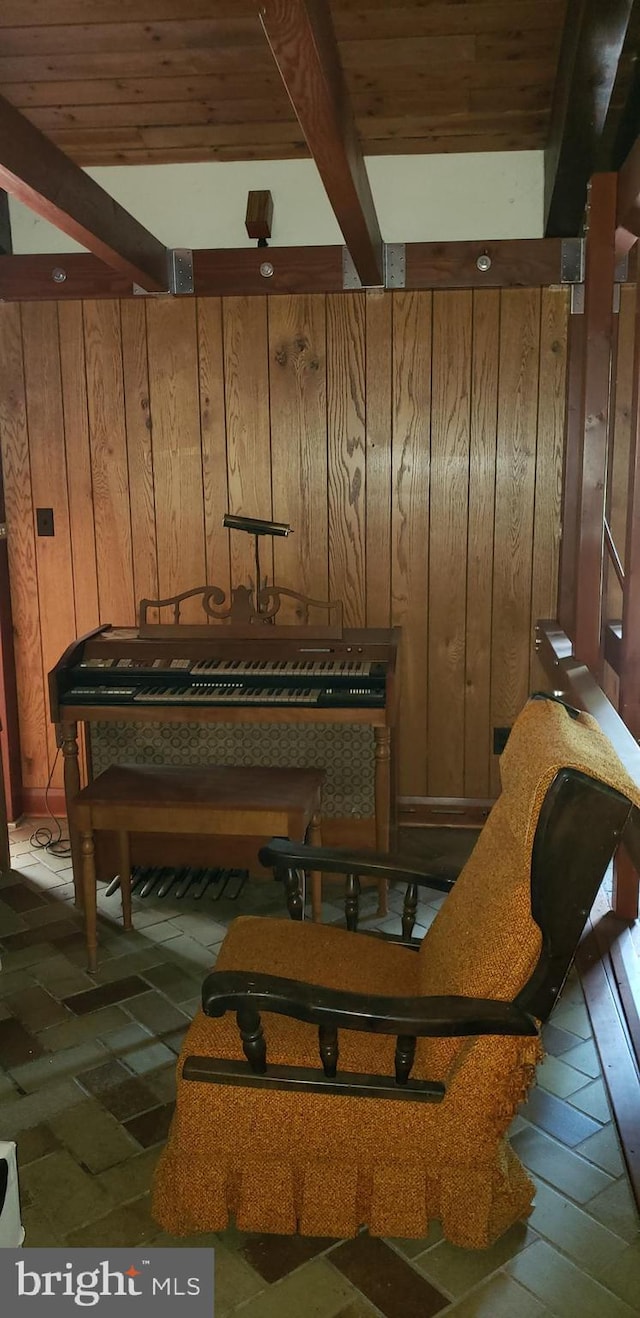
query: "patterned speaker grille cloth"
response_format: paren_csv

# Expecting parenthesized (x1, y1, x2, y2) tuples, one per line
(89, 721, 375, 817)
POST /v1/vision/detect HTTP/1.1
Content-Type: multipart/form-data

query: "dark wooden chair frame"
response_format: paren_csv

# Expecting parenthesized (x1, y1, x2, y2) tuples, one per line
(184, 761, 634, 1104)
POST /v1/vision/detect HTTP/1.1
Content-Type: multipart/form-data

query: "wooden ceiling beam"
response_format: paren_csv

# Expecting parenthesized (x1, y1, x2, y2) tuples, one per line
(258, 0, 383, 287)
(0, 93, 168, 290)
(544, 0, 637, 237)
(0, 238, 587, 301)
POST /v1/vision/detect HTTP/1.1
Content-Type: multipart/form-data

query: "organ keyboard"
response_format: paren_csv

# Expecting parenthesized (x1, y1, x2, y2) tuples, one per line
(49, 621, 399, 883)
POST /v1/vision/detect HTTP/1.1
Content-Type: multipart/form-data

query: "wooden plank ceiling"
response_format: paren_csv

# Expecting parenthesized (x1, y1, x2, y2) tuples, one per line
(0, 0, 568, 166)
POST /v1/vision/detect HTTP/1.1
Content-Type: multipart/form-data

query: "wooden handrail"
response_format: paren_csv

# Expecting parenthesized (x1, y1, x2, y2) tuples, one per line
(536, 618, 640, 922)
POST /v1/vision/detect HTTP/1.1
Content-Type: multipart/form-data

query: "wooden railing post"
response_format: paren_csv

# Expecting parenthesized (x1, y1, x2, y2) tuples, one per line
(573, 174, 618, 677)
(619, 258, 640, 739)
(558, 308, 585, 639)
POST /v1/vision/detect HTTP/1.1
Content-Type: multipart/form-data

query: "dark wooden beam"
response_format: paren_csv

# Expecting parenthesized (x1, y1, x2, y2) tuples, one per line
(545, 0, 636, 237)
(405, 239, 565, 289)
(258, 0, 383, 287)
(573, 174, 618, 676)
(0, 238, 579, 301)
(0, 94, 167, 291)
(0, 190, 11, 255)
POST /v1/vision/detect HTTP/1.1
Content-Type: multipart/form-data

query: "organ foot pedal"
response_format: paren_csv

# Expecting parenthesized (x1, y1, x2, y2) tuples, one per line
(104, 866, 248, 902)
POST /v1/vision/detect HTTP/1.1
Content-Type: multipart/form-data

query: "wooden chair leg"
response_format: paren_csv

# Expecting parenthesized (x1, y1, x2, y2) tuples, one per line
(80, 828, 98, 974)
(308, 811, 322, 922)
(118, 829, 133, 931)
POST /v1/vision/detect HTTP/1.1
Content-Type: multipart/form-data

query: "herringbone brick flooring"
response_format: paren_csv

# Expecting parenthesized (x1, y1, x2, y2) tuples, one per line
(1, 821, 639, 1317)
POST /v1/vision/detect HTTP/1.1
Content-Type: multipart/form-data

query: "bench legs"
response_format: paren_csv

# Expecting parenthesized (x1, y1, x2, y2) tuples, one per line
(80, 829, 98, 974)
(308, 811, 322, 922)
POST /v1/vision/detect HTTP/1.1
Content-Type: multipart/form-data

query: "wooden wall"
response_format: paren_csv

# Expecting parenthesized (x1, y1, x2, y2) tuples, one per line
(0, 287, 568, 807)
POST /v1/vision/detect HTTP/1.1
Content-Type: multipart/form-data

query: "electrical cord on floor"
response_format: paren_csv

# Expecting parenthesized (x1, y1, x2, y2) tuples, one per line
(29, 748, 72, 858)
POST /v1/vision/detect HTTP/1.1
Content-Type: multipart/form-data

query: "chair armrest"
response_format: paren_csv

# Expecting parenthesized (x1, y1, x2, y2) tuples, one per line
(201, 970, 538, 1038)
(258, 839, 458, 892)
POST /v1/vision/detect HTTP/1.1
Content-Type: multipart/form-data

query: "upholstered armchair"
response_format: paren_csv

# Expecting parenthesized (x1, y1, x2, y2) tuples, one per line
(152, 696, 640, 1248)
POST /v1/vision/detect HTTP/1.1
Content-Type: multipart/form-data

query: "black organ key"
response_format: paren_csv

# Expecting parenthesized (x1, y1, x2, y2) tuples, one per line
(139, 867, 163, 898)
(190, 868, 217, 899)
(175, 868, 199, 899)
(156, 867, 183, 898)
(224, 869, 248, 900)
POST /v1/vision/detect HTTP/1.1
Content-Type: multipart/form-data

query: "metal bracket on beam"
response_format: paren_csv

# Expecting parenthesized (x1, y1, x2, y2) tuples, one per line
(570, 284, 585, 315)
(384, 243, 406, 289)
(132, 283, 166, 296)
(343, 243, 405, 290)
(169, 248, 194, 295)
(342, 247, 362, 290)
(133, 247, 194, 296)
(614, 252, 629, 284)
(561, 237, 585, 284)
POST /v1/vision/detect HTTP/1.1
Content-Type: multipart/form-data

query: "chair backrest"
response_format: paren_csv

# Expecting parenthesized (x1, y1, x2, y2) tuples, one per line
(417, 698, 638, 1028)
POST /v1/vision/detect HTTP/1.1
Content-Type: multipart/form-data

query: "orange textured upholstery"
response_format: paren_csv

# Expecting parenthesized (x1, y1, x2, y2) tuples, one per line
(152, 699, 640, 1248)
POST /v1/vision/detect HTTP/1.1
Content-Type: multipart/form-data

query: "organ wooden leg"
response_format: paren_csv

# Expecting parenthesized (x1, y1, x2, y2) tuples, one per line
(60, 720, 82, 907)
(118, 829, 133, 931)
(80, 828, 98, 974)
(374, 726, 391, 916)
(308, 810, 322, 922)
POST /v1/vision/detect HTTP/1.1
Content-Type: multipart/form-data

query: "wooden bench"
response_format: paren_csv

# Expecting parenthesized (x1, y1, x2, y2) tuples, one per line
(73, 763, 323, 971)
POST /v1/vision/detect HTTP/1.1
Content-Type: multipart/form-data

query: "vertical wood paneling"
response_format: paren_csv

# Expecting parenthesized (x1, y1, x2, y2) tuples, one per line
(491, 288, 541, 793)
(120, 300, 158, 624)
(530, 287, 568, 690)
(0, 304, 47, 789)
(327, 293, 366, 627)
(223, 296, 273, 591)
(21, 303, 76, 781)
(0, 287, 569, 802)
(465, 290, 499, 796)
(197, 297, 231, 602)
(146, 299, 206, 622)
(58, 302, 99, 640)
(366, 291, 392, 628)
(428, 291, 471, 795)
(269, 295, 328, 615)
(392, 292, 432, 796)
(83, 300, 135, 624)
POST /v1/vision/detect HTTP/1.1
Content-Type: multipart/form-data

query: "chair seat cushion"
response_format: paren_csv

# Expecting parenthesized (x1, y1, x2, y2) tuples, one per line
(188, 914, 419, 1076)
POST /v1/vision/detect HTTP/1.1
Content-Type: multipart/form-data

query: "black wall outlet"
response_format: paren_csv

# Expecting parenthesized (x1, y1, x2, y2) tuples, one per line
(36, 507, 54, 537)
(493, 726, 512, 755)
